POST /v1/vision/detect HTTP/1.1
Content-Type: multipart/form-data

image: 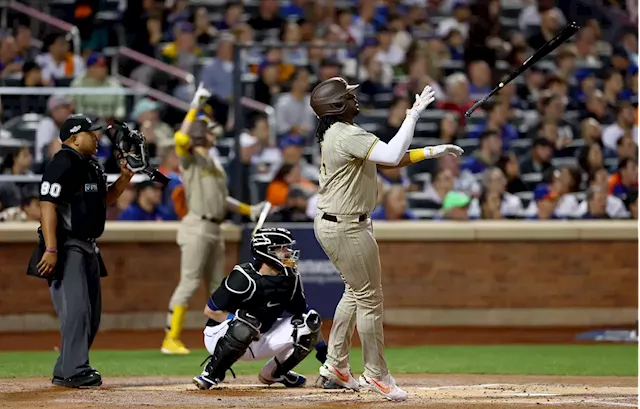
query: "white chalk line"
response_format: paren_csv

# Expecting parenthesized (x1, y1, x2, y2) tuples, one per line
(534, 400, 637, 407)
(418, 383, 516, 390)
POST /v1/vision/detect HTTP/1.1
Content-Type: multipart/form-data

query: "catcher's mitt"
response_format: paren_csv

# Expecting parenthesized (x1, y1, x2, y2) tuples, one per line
(106, 120, 169, 184)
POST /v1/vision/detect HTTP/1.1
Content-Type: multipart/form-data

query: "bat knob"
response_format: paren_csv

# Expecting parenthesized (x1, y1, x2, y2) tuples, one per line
(464, 111, 472, 118)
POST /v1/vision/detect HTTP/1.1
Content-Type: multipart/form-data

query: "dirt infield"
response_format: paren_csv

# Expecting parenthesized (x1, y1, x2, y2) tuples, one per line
(0, 374, 636, 409)
(0, 324, 624, 351)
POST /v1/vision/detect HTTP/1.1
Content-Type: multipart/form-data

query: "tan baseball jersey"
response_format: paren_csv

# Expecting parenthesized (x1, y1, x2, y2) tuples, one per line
(317, 122, 380, 215)
(180, 152, 228, 221)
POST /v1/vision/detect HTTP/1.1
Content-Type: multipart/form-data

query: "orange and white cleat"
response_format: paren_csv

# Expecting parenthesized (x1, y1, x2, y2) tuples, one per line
(318, 363, 360, 391)
(359, 374, 409, 401)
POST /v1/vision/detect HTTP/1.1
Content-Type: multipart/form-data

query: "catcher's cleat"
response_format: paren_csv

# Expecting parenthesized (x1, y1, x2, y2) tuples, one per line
(314, 375, 345, 389)
(319, 363, 360, 391)
(161, 337, 190, 355)
(259, 371, 306, 388)
(193, 375, 218, 390)
(358, 374, 408, 402)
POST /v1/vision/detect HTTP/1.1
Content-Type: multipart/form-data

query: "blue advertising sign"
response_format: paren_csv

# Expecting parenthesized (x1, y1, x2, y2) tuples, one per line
(240, 224, 344, 318)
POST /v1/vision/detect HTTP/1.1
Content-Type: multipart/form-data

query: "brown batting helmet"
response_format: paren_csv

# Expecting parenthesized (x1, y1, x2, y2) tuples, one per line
(310, 77, 359, 118)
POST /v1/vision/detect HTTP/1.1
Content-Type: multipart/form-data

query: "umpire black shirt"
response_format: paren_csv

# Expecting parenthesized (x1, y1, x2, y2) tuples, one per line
(39, 145, 108, 240)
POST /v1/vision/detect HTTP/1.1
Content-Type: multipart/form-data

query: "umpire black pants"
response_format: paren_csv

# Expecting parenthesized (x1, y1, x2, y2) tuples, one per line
(49, 239, 102, 379)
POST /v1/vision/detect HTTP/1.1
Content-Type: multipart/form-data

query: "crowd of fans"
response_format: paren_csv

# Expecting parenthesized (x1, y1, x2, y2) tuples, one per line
(0, 0, 637, 223)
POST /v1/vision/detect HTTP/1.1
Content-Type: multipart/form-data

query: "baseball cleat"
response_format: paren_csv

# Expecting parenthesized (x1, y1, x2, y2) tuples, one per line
(319, 363, 360, 391)
(259, 371, 307, 388)
(359, 374, 408, 401)
(193, 375, 218, 390)
(161, 337, 190, 355)
(52, 369, 103, 388)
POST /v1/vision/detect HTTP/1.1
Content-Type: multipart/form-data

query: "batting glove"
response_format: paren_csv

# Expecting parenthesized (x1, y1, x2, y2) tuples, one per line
(190, 82, 212, 109)
(406, 85, 436, 120)
(249, 201, 268, 222)
(424, 144, 464, 159)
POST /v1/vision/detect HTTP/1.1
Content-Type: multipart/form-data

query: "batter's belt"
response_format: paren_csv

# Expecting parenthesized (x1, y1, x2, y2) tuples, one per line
(321, 213, 368, 223)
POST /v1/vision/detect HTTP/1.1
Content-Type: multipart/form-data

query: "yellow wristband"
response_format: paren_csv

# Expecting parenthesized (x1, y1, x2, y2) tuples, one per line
(238, 203, 251, 216)
(185, 108, 197, 123)
(409, 148, 427, 163)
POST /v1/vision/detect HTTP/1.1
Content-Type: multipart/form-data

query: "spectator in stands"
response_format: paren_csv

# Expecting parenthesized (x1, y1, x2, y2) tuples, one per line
(440, 191, 471, 220)
(520, 137, 554, 178)
(254, 62, 281, 105)
(240, 114, 282, 178)
(551, 166, 583, 218)
(200, 33, 234, 104)
(71, 53, 125, 121)
(439, 154, 481, 196)
(467, 60, 492, 100)
(574, 68, 597, 106)
(162, 21, 202, 73)
(193, 7, 217, 45)
(576, 168, 628, 219)
(389, 14, 412, 53)
(602, 102, 638, 151)
(281, 22, 307, 66)
(465, 0, 506, 68)
(359, 57, 393, 107)
(106, 184, 135, 221)
(266, 163, 316, 207)
(36, 33, 84, 84)
(21, 61, 45, 87)
(477, 190, 503, 219)
(268, 186, 313, 223)
(517, 66, 546, 110)
(528, 184, 559, 220)
(621, 29, 638, 61)
(579, 118, 604, 148)
(375, 26, 405, 68)
(602, 70, 625, 111)
(0, 194, 40, 222)
(517, 0, 566, 32)
(623, 189, 638, 219)
(378, 166, 416, 191)
(279, 134, 317, 181)
(248, 0, 285, 41)
(439, 73, 473, 124)
(581, 186, 609, 219)
(34, 95, 73, 164)
(315, 58, 342, 86)
(469, 167, 523, 219)
(529, 93, 575, 145)
(0, 146, 34, 209)
(0, 35, 23, 77)
(583, 90, 615, 125)
(578, 142, 605, 178)
(133, 98, 174, 152)
(379, 97, 410, 144)
(394, 56, 445, 105)
(423, 168, 454, 210)
(554, 46, 578, 81)
(437, 1, 471, 41)
(217, 1, 244, 30)
(611, 46, 632, 76)
(437, 112, 462, 144)
(371, 186, 417, 221)
(166, 0, 190, 37)
(469, 102, 517, 148)
(527, 7, 562, 50)
(443, 28, 465, 62)
(274, 68, 315, 140)
(461, 129, 502, 174)
(573, 25, 599, 68)
(14, 24, 37, 61)
(497, 152, 528, 194)
(118, 181, 175, 221)
(617, 135, 638, 163)
(608, 158, 638, 199)
(546, 76, 570, 105)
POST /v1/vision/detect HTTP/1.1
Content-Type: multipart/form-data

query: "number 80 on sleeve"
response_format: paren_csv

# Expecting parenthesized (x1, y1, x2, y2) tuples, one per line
(41, 182, 62, 198)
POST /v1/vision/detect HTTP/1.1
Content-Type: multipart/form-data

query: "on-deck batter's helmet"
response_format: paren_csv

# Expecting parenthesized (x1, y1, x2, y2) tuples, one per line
(310, 77, 360, 118)
(251, 227, 299, 275)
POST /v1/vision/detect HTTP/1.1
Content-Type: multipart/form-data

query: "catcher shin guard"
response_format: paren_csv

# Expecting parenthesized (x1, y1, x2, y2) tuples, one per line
(272, 310, 322, 378)
(201, 310, 261, 383)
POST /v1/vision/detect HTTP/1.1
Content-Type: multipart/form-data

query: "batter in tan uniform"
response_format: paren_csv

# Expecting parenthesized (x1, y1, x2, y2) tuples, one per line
(162, 85, 267, 355)
(310, 78, 463, 401)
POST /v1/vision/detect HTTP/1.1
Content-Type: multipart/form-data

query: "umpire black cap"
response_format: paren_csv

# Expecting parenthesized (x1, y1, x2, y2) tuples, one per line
(59, 114, 104, 142)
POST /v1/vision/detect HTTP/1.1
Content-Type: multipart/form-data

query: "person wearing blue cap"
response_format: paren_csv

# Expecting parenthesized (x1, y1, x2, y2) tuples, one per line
(527, 184, 560, 220)
(70, 53, 125, 121)
(279, 134, 318, 181)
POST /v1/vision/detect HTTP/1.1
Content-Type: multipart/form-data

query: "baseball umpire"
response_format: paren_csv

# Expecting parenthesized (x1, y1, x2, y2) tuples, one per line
(162, 84, 267, 355)
(193, 227, 328, 389)
(310, 77, 463, 401)
(28, 114, 133, 387)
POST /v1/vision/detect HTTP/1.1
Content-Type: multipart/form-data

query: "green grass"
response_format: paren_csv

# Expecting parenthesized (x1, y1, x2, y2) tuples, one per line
(0, 345, 636, 378)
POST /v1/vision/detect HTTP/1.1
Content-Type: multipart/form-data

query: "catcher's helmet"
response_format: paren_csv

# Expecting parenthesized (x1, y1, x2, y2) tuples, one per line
(310, 77, 359, 118)
(251, 228, 299, 275)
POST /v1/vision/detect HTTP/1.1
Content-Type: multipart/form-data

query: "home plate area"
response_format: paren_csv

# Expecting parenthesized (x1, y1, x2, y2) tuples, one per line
(0, 374, 636, 409)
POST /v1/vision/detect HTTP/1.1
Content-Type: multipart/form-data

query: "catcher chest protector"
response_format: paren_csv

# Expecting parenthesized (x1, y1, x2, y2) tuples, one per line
(271, 310, 323, 379)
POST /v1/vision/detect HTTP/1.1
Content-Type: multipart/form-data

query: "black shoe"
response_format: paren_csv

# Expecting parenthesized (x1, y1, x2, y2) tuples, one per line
(52, 369, 102, 388)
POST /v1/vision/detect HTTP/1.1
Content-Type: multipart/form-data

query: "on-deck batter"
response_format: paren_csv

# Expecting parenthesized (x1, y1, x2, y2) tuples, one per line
(310, 77, 463, 401)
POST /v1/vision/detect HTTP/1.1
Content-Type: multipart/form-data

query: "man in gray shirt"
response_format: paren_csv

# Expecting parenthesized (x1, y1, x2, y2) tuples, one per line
(274, 68, 316, 140)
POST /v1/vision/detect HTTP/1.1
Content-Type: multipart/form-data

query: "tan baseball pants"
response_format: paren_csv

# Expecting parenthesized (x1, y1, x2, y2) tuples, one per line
(169, 213, 226, 310)
(314, 213, 389, 379)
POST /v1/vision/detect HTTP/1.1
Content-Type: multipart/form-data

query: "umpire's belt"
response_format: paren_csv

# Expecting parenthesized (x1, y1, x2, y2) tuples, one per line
(321, 213, 368, 223)
(201, 216, 224, 224)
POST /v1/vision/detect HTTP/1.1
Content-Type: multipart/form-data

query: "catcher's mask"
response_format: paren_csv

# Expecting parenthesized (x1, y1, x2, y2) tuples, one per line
(251, 228, 299, 275)
(310, 77, 359, 118)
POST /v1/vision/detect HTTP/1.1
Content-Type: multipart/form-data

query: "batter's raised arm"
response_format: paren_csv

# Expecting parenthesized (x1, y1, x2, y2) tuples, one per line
(366, 85, 436, 166)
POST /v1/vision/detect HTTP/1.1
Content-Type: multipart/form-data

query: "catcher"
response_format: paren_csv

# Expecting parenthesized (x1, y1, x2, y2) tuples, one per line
(193, 227, 327, 389)
(162, 84, 268, 355)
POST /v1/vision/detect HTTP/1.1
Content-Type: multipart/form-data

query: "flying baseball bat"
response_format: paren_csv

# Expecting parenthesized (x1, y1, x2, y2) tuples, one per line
(464, 21, 581, 118)
(251, 202, 272, 236)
